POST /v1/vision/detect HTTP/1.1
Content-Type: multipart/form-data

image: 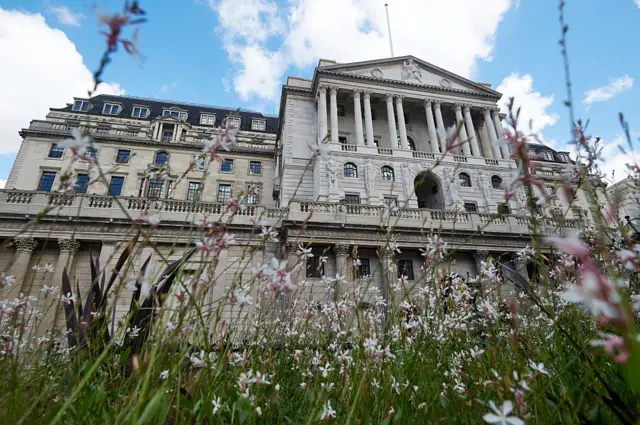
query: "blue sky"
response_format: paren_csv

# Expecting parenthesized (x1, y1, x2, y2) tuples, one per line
(0, 0, 638, 184)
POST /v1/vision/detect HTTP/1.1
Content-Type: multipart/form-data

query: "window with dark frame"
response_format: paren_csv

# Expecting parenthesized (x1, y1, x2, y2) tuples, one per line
(132, 106, 149, 118)
(103, 103, 120, 115)
(147, 180, 164, 198)
(246, 184, 260, 205)
(38, 171, 56, 192)
(109, 176, 125, 196)
(306, 255, 324, 278)
(221, 158, 234, 173)
(48, 143, 65, 159)
(187, 181, 201, 201)
(356, 258, 371, 278)
(84, 147, 98, 160)
(397, 260, 415, 280)
(498, 203, 511, 215)
(344, 162, 357, 178)
(572, 207, 583, 219)
(383, 196, 398, 207)
(249, 161, 262, 175)
(344, 194, 360, 204)
(463, 202, 478, 213)
(491, 175, 502, 190)
(75, 174, 89, 194)
(72, 100, 89, 112)
(116, 149, 131, 164)
(381, 166, 394, 181)
(459, 173, 472, 187)
(338, 136, 348, 144)
(217, 184, 231, 203)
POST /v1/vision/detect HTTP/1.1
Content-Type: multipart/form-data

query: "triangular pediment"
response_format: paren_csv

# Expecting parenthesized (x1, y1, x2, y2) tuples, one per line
(319, 56, 500, 96)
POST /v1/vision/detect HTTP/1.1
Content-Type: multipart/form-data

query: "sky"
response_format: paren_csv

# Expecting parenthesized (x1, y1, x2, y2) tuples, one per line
(0, 0, 639, 188)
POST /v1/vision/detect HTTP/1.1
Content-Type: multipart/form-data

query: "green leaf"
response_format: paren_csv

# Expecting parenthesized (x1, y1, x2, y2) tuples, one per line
(137, 392, 164, 425)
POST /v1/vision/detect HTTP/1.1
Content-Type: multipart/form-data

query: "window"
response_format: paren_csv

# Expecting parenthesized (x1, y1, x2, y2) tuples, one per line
(220, 159, 234, 173)
(155, 151, 169, 165)
(383, 196, 398, 207)
(48, 143, 65, 159)
(200, 114, 216, 126)
(84, 147, 98, 160)
(397, 260, 415, 280)
(381, 166, 395, 181)
(132, 106, 149, 118)
(246, 184, 260, 205)
(72, 100, 89, 112)
(373, 138, 380, 147)
(226, 116, 241, 129)
(572, 207, 583, 219)
(458, 173, 471, 187)
(463, 202, 478, 213)
(251, 119, 266, 131)
(116, 149, 131, 164)
(103, 103, 120, 115)
(147, 180, 164, 198)
(217, 184, 232, 203)
(306, 255, 324, 278)
(407, 138, 416, 151)
(163, 110, 187, 120)
(540, 151, 554, 161)
(76, 174, 90, 194)
(344, 194, 360, 204)
(38, 171, 56, 192)
(249, 161, 262, 175)
(498, 203, 511, 215)
(337, 104, 345, 117)
(338, 136, 348, 144)
(344, 162, 358, 178)
(491, 175, 502, 190)
(558, 153, 568, 163)
(356, 258, 371, 278)
(187, 182, 201, 201)
(109, 176, 125, 196)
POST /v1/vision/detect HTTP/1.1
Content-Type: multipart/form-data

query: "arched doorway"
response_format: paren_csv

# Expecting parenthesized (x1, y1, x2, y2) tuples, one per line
(414, 172, 444, 210)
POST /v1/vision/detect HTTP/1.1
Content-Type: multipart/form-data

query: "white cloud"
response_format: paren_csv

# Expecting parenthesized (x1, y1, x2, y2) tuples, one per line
(48, 5, 84, 27)
(0, 8, 123, 155)
(583, 75, 634, 105)
(496, 73, 558, 146)
(635, 0, 640, 8)
(0, 179, 6, 189)
(207, 0, 513, 102)
(598, 135, 639, 183)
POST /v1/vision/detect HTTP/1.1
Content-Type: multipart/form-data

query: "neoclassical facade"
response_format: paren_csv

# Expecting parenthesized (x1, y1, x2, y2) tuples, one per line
(0, 55, 588, 328)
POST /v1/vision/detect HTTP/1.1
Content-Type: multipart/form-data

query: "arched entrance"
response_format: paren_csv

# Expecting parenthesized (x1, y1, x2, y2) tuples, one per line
(414, 172, 444, 210)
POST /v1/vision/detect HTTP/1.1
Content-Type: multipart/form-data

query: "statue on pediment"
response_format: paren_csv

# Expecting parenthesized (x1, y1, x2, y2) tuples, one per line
(401, 59, 422, 83)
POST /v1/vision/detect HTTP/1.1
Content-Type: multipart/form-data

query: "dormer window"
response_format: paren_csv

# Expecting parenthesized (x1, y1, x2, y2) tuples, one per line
(226, 116, 241, 129)
(251, 119, 266, 131)
(132, 106, 150, 118)
(200, 114, 216, 126)
(103, 103, 121, 115)
(558, 153, 568, 163)
(72, 100, 89, 112)
(162, 109, 187, 120)
(541, 151, 554, 161)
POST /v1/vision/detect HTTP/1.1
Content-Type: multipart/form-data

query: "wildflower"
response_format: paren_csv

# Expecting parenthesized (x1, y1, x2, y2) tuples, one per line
(256, 406, 262, 416)
(590, 332, 630, 363)
(160, 370, 169, 380)
(127, 325, 141, 338)
(320, 400, 336, 421)
(58, 128, 92, 156)
(190, 350, 206, 368)
(319, 256, 328, 263)
(297, 244, 314, 260)
(44, 263, 55, 273)
(133, 214, 161, 227)
(319, 362, 333, 378)
(483, 400, 524, 425)
(517, 246, 535, 261)
(300, 382, 307, 390)
(41, 285, 56, 295)
(528, 360, 549, 375)
(229, 288, 253, 307)
(470, 346, 485, 359)
(260, 226, 279, 242)
(353, 258, 361, 267)
(0, 273, 16, 289)
(212, 396, 221, 414)
(420, 235, 448, 263)
(262, 258, 293, 295)
(546, 236, 589, 258)
(32, 265, 41, 272)
(59, 292, 76, 305)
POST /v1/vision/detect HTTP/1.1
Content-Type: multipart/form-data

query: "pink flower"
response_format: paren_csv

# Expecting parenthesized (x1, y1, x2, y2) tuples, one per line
(590, 333, 630, 363)
(545, 236, 590, 258)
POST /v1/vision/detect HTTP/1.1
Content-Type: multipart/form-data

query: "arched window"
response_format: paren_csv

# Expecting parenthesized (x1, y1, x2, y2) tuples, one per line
(381, 166, 394, 181)
(155, 151, 169, 165)
(407, 138, 416, 151)
(458, 172, 471, 187)
(491, 175, 502, 190)
(344, 162, 358, 178)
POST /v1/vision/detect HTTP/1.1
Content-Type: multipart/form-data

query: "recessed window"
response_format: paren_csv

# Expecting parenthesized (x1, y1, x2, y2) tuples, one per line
(187, 181, 201, 201)
(498, 203, 511, 215)
(109, 176, 125, 196)
(338, 136, 348, 144)
(76, 173, 90, 194)
(246, 184, 260, 205)
(540, 151, 554, 161)
(572, 207, 583, 219)
(383, 196, 397, 207)
(147, 180, 164, 198)
(226, 116, 241, 129)
(103, 103, 121, 115)
(397, 260, 415, 280)
(220, 158, 234, 173)
(200, 114, 216, 126)
(407, 138, 416, 151)
(356, 258, 371, 278)
(337, 104, 345, 117)
(38, 171, 57, 192)
(163, 110, 187, 120)
(249, 161, 262, 175)
(116, 149, 131, 164)
(344, 194, 360, 204)
(217, 184, 232, 203)
(306, 255, 324, 278)
(251, 119, 266, 131)
(155, 151, 169, 165)
(48, 143, 65, 159)
(458, 172, 471, 187)
(72, 100, 89, 112)
(381, 166, 394, 181)
(463, 202, 478, 213)
(344, 162, 357, 178)
(132, 106, 149, 118)
(491, 175, 502, 190)
(84, 147, 98, 160)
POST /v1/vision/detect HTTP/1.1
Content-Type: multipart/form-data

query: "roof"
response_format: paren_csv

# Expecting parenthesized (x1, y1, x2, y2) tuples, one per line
(54, 94, 279, 134)
(528, 143, 574, 165)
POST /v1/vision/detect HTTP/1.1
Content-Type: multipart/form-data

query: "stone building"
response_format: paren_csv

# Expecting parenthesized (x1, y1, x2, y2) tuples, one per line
(0, 55, 586, 329)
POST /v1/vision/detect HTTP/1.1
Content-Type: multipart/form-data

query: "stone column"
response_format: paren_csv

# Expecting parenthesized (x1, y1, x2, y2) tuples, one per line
(316, 95, 322, 143)
(454, 103, 471, 156)
(287, 243, 305, 287)
(329, 86, 339, 144)
(3, 238, 37, 300)
(380, 247, 395, 306)
(473, 250, 489, 278)
(424, 99, 440, 153)
(385, 94, 398, 149)
(363, 91, 374, 146)
(318, 85, 328, 143)
(334, 244, 350, 296)
(352, 90, 365, 145)
(395, 96, 409, 150)
(175, 125, 183, 142)
(463, 105, 481, 157)
(433, 102, 448, 152)
(39, 239, 80, 335)
(483, 107, 502, 160)
(492, 109, 509, 160)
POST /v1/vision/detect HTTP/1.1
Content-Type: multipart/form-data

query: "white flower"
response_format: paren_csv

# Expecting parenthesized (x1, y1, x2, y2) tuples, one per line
(483, 400, 524, 425)
(59, 292, 76, 305)
(260, 226, 279, 242)
(320, 400, 336, 421)
(470, 345, 485, 359)
(160, 370, 169, 380)
(190, 350, 206, 368)
(300, 382, 307, 390)
(528, 360, 549, 375)
(297, 244, 314, 260)
(229, 288, 253, 307)
(44, 263, 55, 273)
(133, 214, 161, 227)
(212, 396, 222, 414)
(127, 325, 141, 338)
(262, 258, 293, 294)
(353, 258, 361, 267)
(58, 128, 92, 153)
(41, 285, 56, 295)
(32, 265, 41, 272)
(319, 362, 333, 378)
